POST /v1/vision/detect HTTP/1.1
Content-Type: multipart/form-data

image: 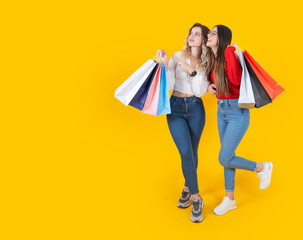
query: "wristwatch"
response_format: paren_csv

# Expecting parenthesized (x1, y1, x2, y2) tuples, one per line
(189, 70, 197, 77)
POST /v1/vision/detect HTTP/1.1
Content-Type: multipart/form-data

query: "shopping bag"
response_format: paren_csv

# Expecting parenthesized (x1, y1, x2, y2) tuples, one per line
(141, 64, 162, 115)
(128, 63, 159, 110)
(244, 56, 272, 108)
(115, 59, 157, 106)
(237, 50, 255, 109)
(156, 64, 171, 115)
(243, 51, 284, 100)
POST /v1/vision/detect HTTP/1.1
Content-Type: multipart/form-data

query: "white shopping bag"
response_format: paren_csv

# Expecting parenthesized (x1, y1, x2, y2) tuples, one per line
(238, 50, 256, 109)
(115, 59, 157, 106)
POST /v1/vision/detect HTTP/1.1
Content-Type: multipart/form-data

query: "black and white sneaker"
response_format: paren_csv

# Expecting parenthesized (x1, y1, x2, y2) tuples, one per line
(190, 196, 204, 223)
(177, 188, 192, 208)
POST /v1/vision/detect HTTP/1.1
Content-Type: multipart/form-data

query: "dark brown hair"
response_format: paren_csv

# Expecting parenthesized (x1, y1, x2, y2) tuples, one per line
(206, 25, 232, 96)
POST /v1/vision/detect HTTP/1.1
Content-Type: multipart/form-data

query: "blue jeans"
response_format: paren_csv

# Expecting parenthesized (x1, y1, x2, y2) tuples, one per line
(167, 95, 205, 195)
(217, 99, 257, 192)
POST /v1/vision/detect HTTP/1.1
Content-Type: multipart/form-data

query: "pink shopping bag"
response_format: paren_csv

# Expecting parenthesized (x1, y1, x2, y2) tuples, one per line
(141, 64, 162, 115)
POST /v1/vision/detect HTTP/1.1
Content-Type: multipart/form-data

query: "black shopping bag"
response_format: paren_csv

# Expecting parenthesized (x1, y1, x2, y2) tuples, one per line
(244, 57, 272, 108)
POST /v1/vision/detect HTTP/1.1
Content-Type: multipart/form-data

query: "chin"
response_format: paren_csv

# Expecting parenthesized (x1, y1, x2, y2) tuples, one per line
(207, 42, 214, 48)
(189, 44, 200, 48)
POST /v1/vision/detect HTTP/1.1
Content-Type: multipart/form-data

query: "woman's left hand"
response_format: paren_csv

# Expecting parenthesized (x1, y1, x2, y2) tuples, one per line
(175, 57, 195, 74)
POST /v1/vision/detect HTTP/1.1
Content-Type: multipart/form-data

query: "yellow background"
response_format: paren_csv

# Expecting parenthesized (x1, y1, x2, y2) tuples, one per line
(1, 0, 302, 239)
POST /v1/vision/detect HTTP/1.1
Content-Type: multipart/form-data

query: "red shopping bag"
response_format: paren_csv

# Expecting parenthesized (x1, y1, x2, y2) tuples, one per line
(243, 51, 285, 100)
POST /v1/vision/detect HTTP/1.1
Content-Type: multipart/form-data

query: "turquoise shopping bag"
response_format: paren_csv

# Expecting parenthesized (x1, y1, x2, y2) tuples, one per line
(156, 64, 171, 115)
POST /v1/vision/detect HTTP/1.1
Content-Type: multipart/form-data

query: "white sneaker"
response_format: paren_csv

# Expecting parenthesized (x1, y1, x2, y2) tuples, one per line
(213, 196, 237, 215)
(257, 162, 273, 190)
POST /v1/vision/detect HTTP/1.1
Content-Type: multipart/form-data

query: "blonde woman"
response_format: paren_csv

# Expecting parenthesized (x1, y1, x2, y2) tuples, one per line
(157, 23, 211, 223)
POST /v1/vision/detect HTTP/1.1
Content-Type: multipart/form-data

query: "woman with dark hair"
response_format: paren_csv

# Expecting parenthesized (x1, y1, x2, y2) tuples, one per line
(157, 23, 211, 223)
(206, 25, 273, 215)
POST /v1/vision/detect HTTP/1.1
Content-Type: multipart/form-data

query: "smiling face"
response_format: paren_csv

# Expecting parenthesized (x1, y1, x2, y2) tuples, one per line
(206, 27, 219, 49)
(188, 27, 203, 47)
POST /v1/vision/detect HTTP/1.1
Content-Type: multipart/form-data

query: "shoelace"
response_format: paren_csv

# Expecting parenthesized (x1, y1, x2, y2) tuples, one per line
(257, 169, 266, 177)
(192, 199, 201, 212)
(181, 190, 189, 199)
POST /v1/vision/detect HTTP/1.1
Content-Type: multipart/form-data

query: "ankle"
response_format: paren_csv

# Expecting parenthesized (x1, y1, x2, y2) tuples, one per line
(226, 193, 234, 200)
(192, 194, 200, 200)
(256, 163, 265, 172)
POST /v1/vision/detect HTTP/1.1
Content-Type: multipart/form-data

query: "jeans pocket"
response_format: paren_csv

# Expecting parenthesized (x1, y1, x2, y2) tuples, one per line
(229, 102, 240, 110)
(170, 98, 176, 106)
(193, 98, 202, 105)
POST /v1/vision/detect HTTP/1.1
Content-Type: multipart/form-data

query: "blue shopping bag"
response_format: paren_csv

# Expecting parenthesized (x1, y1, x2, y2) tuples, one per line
(156, 64, 171, 115)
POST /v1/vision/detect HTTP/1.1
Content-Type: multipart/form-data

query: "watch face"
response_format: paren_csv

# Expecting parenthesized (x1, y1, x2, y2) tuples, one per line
(190, 71, 197, 76)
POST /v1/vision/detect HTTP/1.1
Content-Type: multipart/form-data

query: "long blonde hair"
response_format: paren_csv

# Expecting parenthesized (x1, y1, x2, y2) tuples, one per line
(180, 23, 212, 72)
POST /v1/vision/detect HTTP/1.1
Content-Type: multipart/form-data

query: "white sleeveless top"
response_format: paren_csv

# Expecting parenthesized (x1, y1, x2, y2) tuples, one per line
(166, 51, 209, 97)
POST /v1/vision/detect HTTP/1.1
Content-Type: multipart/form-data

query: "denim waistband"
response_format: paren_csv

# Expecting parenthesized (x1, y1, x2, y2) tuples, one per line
(217, 98, 239, 104)
(171, 95, 201, 102)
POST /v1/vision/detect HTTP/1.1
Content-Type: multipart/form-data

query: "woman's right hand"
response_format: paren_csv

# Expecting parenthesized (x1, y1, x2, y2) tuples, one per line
(157, 49, 168, 65)
(208, 84, 217, 95)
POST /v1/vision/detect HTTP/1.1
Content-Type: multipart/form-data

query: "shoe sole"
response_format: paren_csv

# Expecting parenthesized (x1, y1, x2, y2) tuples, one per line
(190, 214, 204, 223)
(177, 201, 192, 208)
(260, 162, 273, 190)
(213, 205, 237, 216)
